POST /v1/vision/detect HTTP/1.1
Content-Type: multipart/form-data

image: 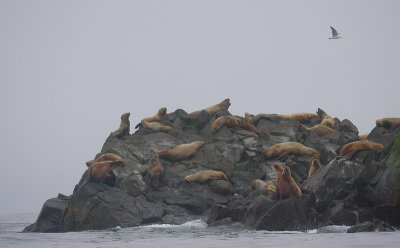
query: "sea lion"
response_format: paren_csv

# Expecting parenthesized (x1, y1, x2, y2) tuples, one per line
(245, 112, 254, 122)
(317, 108, 336, 127)
(185, 170, 228, 183)
(148, 154, 164, 189)
(86, 153, 126, 167)
(307, 154, 322, 178)
(158, 141, 205, 161)
(264, 179, 278, 197)
(277, 113, 319, 122)
(244, 112, 279, 125)
(251, 179, 267, 191)
(339, 140, 384, 159)
(113, 112, 130, 136)
(300, 124, 336, 136)
(278, 166, 302, 199)
(190, 98, 231, 117)
(262, 142, 319, 159)
(142, 120, 173, 132)
(87, 160, 125, 183)
(135, 107, 167, 129)
(359, 134, 369, 140)
(210, 116, 259, 134)
(376, 118, 400, 129)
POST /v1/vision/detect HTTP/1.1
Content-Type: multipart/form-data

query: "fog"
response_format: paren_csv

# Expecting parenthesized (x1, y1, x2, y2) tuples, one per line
(0, 0, 399, 214)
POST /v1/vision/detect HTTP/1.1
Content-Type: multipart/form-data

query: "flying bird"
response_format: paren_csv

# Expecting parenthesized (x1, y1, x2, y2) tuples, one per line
(329, 26, 342, 39)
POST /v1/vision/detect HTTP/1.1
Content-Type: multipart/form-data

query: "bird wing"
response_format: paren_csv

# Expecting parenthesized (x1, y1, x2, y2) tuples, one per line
(330, 26, 338, 37)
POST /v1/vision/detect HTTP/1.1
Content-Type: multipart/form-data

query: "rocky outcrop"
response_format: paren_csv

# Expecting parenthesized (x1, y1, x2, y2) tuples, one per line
(24, 106, 400, 232)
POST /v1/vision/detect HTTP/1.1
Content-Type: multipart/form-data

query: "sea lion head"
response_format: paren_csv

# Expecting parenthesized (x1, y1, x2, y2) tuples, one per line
(245, 112, 254, 121)
(185, 175, 193, 183)
(221, 98, 231, 109)
(273, 164, 284, 176)
(194, 141, 205, 147)
(283, 166, 292, 179)
(86, 160, 94, 167)
(158, 107, 167, 117)
(122, 112, 130, 119)
(263, 146, 279, 158)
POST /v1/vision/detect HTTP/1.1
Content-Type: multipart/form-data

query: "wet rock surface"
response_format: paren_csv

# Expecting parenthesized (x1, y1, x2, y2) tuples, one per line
(25, 107, 400, 232)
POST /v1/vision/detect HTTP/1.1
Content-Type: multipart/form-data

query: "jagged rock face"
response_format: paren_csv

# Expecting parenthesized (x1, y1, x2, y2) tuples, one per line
(26, 108, 400, 232)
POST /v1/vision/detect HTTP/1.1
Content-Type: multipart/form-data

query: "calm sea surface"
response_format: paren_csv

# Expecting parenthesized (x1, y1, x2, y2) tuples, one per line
(1, 212, 399, 248)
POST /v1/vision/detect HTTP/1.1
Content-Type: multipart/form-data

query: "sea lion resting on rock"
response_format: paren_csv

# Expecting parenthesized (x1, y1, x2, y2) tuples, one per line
(211, 116, 259, 134)
(190, 98, 231, 117)
(277, 113, 319, 122)
(340, 140, 384, 159)
(113, 112, 130, 136)
(148, 154, 164, 189)
(251, 179, 267, 191)
(135, 107, 167, 129)
(185, 170, 228, 183)
(317, 108, 335, 127)
(244, 112, 278, 125)
(277, 166, 302, 199)
(158, 141, 205, 161)
(376, 118, 400, 129)
(359, 134, 369, 140)
(87, 160, 126, 183)
(307, 154, 322, 178)
(86, 153, 126, 167)
(300, 124, 336, 136)
(264, 179, 278, 197)
(262, 142, 319, 159)
(142, 120, 173, 132)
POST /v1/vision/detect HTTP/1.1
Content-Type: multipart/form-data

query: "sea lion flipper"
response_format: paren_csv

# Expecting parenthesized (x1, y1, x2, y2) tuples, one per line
(135, 122, 143, 129)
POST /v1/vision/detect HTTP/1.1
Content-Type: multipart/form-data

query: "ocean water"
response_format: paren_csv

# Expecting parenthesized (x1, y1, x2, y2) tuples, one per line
(1, 213, 399, 248)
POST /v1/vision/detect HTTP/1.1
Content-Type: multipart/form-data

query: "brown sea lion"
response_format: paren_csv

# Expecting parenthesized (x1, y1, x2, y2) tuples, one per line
(317, 108, 336, 127)
(278, 113, 319, 122)
(359, 134, 369, 140)
(339, 140, 384, 158)
(278, 166, 302, 199)
(148, 154, 164, 189)
(376, 118, 400, 129)
(135, 107, 167, 129)
(262, 142, 319, 159)
(158, 141, 205, 161)
(251, 179, 267, 191)
(244, 112, 279, 125)
(264, 179, 278, 197)
(190, 98, 231, 117)
(210, 116, 259, 134)
(87, 160, 125, 183)
(142, 120, 173, 132)
(113, 112, 130, 136)
(86, 153, 126, 167)
(300, 124, 336, 136)
(185, 170, 228, 183)
(307, 154, 322, 178)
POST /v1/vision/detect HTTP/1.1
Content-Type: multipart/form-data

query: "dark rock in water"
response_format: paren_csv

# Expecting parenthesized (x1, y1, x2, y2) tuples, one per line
(374, 205, 400, 227)
(25, 105, 400, 232)
(27, 194, 70, 232)
(347, 220, 396, 233)
(242, 190, 316, 231)
(60, 183, 164, 231)
(207, 204, 229, 225)
(317, 225, 349, 233)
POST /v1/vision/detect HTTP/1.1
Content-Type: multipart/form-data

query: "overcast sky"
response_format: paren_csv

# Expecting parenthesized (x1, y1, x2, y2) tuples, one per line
(0, 0, 399, 214)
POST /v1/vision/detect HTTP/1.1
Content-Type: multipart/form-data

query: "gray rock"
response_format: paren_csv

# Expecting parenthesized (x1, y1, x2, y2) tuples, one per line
(347, 220, 396, 233)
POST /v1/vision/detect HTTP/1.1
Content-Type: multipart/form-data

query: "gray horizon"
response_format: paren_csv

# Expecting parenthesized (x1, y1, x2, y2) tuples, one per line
(0, 0, 399, 214)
